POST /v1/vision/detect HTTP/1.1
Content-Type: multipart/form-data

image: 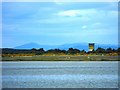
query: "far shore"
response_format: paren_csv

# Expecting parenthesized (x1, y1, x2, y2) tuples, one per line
(1, 55, 119, 61)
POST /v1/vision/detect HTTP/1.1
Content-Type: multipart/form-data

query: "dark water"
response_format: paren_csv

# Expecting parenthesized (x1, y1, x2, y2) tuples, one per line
(2, 61, 118, 88)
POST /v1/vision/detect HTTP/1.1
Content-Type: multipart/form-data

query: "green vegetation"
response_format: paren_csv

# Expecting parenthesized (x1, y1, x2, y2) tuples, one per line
(2, 55, 119, 61)
(1, 47, 120, 61)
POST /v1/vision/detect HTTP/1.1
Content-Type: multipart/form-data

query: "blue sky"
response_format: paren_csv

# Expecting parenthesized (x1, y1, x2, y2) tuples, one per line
(2, 2, 118, 48)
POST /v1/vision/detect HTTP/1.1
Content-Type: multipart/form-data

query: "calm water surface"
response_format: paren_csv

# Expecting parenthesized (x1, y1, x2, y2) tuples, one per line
(2, 61, 118, 88)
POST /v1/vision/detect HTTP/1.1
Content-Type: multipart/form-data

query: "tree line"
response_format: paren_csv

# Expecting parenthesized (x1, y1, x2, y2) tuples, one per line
(1, 47, 120, 56)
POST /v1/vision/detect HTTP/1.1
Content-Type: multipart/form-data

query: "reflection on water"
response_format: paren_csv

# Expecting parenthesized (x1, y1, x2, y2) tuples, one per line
(2, 61, 118, 88)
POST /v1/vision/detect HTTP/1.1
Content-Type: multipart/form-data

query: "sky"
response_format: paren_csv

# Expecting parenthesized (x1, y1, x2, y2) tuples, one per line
(2, 2, 118, 48)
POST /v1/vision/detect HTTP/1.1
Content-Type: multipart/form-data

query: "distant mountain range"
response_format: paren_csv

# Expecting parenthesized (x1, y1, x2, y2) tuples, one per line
(14, 42, 118, 51)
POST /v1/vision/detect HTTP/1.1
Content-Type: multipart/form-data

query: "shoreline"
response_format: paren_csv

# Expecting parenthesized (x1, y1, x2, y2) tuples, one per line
(2, 55, 119, 61)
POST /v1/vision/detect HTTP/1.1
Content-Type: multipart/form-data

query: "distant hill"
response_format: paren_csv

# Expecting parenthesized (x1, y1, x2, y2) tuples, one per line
(14, 42, 56, 50)
(14, 42, 118, 51)
(57, 43, 118, 51)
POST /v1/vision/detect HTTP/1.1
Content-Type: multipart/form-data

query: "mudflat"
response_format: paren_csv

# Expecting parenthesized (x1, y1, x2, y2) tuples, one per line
(2, 61, 118, 88)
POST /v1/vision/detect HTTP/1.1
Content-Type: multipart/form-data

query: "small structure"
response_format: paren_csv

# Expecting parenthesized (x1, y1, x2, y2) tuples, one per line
(89, 43, 95, 51)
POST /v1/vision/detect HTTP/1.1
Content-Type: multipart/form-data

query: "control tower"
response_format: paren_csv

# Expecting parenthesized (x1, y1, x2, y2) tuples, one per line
(89, 43, 95, 51)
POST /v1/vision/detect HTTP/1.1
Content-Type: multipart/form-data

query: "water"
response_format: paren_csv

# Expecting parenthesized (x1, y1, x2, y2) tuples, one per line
(2, 61, 118, 88)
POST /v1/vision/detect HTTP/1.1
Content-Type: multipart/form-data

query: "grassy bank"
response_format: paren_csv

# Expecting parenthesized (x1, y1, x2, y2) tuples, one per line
(2, 55, 119, 61)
